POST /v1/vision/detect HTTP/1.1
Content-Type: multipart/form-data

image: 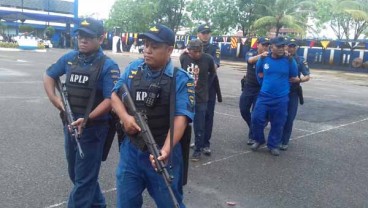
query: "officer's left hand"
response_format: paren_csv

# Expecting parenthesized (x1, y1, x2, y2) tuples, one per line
(289, 77, 301, 83)
(149, 149, 169, 171)
(71, 118, 85, 135)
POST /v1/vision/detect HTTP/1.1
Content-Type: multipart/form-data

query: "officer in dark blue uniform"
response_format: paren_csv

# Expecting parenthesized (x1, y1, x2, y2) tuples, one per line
(43, 18, 120, 208)
(111, 24, 194, 208)
(251, 37, 299, 156)
(280, 39, 310, 150)
(196, 24, 221, 156)
(239, 37, 270, 145)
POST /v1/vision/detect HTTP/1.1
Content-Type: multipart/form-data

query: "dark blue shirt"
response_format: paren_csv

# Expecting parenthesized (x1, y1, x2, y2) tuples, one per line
(245, 49, 260, 87)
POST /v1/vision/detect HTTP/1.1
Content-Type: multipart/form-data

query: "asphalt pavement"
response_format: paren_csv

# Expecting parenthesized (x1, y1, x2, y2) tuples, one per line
(0, 48, 368, 208)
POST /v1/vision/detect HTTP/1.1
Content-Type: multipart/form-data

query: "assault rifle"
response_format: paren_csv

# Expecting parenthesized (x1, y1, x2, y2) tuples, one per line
(56, 78, 85, 159)
(119, 83, 180, 208)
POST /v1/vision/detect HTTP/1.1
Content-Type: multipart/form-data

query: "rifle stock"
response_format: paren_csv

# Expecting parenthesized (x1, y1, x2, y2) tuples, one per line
(56, 78, 84, 159)
(120, 83, 180, 208)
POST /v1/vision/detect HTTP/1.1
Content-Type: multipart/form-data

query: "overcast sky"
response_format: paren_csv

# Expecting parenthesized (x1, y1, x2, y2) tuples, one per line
(78, 0, 116, 19)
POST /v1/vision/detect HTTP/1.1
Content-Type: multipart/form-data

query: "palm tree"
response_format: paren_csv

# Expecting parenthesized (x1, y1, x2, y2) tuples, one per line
(252, 0, 313, 37)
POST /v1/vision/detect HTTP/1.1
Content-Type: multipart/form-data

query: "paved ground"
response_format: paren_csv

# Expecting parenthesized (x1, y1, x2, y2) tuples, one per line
(1, 48, 368, 208)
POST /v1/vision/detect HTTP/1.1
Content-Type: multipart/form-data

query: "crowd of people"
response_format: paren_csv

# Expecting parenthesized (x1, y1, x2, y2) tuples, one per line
(43, 17, 310, 207)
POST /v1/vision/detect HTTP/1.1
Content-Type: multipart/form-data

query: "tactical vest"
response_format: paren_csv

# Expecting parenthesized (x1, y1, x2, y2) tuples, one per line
(65, 56, 105, 115)
(130, 68, 172, 148)
(290, 55, 302, 91)
(245, 51, 261, 88)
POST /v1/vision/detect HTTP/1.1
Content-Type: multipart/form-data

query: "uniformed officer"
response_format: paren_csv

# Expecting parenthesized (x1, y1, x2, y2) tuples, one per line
(180, 39, 216, 161)
(111, 24, 194, 208)
(280, 39, 310, 150)
(250, 36, 299, 156)
(239, 37, 270, 145)
(43, 18, 120, 208)
(196, 24, 221, 156)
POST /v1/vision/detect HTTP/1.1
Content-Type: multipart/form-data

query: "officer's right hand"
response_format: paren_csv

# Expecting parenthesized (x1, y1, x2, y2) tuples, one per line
(51, 96, 65, 111)
(260, 51, 269, 57)
(122, 115, 141, 135)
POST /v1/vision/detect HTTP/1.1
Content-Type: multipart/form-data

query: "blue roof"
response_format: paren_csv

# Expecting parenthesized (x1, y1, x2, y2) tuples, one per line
(0, 10, 78, 24)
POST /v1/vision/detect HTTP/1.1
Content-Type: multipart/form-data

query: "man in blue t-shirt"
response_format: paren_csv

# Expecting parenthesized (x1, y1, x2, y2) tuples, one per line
(250, 36, 299, 156)
(239, 37, 270, 145)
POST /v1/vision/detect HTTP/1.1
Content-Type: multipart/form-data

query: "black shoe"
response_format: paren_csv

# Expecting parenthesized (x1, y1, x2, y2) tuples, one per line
(190, 143, 195, 149)
(250, 142, 263, 151)
(270, 148, 280, 156)
(202, 147, 211, 156)
(280, 144, 288, 151)
(247, 139, 255, 145)
(191, 151, 201, 162)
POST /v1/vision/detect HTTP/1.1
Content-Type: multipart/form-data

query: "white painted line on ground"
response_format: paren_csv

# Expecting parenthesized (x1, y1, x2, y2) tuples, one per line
(294, 128, 314, 132)
(44, 188, 117, 208)
(44, 116, 368, 208)
(196, 117, 368, 167)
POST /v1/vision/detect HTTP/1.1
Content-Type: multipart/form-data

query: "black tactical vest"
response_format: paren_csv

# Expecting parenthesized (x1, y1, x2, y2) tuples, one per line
(130, 68, 172, 148)
(245, 51, 261, 88)
(65, 56, 105, 115)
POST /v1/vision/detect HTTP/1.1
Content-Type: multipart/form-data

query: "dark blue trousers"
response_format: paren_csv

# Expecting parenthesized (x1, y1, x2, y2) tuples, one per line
(239, 85, 260, 140)
(204, 86, 216, 148)
(251, 94, 289, 149)
(64, 124, 108, 208)
(194, 102, 208, 152)
(116, 139, 185, 208)
(281, 90, 299, 145)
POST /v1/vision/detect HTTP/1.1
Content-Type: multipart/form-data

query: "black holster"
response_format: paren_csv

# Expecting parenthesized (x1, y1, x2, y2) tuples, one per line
(102, 112, 124, 161)
(297, 85, 304, 105)
(180, 125, 192, 186)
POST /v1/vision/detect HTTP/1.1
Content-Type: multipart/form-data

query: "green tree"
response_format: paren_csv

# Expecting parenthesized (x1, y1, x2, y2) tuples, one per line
(19, 25, 34, 33)
(44, 26, 55, 39)
(252, 0, 312, 37)
(106, 0, 187, 32)
(314, 0, 368, 41)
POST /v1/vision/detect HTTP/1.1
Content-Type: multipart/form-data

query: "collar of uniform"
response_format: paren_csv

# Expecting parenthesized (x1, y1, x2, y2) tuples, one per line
(141, 59, 174, 78)
(77, 47, 103, 64)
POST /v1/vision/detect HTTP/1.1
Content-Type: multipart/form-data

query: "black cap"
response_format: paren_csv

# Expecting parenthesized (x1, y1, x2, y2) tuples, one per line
(288, 38, 298, 47)
(257, 37, 270, 45)
(197, 24, 211, 33)
(138, 24, 175, 46)
(270, 36, 287, 46)
(75, 18, 104, 37)
(187, 39, 203, 50)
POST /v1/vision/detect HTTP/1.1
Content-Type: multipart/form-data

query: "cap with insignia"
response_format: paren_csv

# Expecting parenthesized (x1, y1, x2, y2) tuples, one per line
(75, 17, 104, 37)
(270, 36, 287, 46)
(257, 37, 270, 45)
(138, 24, 175, 46)
(288, 38, 298, 47)
(197, 24, 212, 33)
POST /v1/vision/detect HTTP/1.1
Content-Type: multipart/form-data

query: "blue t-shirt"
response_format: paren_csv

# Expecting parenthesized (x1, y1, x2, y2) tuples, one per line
(113, 58, 195, 122)
(46, 47, 120, 119)
(256, 55, 298, 98)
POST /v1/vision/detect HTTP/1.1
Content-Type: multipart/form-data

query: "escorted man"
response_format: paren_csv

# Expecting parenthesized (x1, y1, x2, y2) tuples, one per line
(43, 18, 120, 207)
(239, 37, 270, 145)
(196, 24, 221, 156)
(280, 39, 310, 150)
(250, 36, 299, 156)
(111, 24, 194, 208)
(180, 39, 216, 161)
